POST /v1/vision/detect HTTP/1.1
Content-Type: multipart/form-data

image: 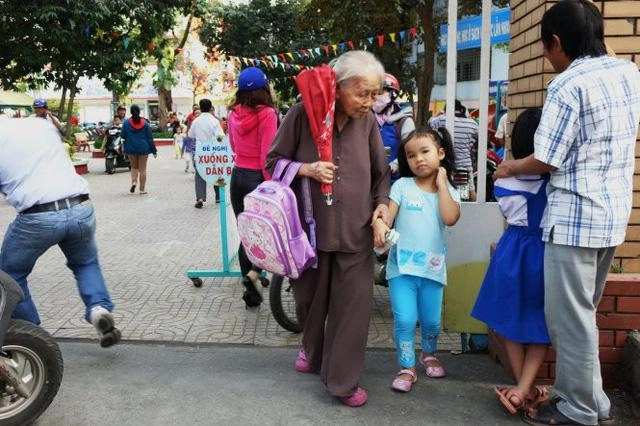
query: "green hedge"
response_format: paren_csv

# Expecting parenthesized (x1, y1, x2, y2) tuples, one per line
(152, 131, 173, 139)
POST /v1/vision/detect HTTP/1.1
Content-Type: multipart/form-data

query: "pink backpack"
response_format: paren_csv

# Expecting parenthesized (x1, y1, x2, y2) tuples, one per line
(237, 159, 317, 279)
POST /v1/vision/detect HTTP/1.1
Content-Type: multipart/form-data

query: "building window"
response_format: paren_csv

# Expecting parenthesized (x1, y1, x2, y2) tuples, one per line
(432, 48, 482, 84)
(457, 48, 480, 82)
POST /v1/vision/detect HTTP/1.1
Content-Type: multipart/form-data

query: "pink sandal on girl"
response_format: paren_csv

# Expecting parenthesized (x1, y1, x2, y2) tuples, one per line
(391, 369, 417, 392)
(421, 355, 446, 378)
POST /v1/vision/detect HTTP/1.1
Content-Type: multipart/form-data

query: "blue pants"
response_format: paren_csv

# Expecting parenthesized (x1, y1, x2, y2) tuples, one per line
(389, 275, 444, 368)
(0, 203, 113, 325)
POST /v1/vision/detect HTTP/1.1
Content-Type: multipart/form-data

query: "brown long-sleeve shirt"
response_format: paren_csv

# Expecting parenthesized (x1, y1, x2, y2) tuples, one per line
(266, 103, 390, 253)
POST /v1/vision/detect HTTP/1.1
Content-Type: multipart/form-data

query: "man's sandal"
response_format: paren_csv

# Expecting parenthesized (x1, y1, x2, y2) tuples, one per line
(391, 369, 417, 392)
(522, 398, 586, 425)
(494, 386, 527, 414)
(526, 385, 550, 409)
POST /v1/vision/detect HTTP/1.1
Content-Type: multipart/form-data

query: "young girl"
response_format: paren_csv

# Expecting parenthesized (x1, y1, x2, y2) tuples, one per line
(173, 126, 185, 159)
(373, 126, 461, 393)
(470, 108, 550, 414)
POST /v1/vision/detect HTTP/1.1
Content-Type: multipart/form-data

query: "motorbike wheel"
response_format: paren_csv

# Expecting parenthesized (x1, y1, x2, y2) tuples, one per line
(105, 157, 115, 174)
(0, 320, 63, 426)
(269, 275, 301, 333)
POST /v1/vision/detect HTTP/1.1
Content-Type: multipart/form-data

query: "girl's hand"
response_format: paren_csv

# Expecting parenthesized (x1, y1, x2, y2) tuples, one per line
(372, 218, 388, 248)
(436, 166, 449, 189)
(494, 160, 515, 180)
(301, 161, 337, 184)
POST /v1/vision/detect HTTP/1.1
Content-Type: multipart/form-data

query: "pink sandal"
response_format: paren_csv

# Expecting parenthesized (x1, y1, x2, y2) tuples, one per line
(339, 387, 368, 407)
(295, 349, 314, 373)
(391, 369, 417, 392)
(421, 355, 446, 378)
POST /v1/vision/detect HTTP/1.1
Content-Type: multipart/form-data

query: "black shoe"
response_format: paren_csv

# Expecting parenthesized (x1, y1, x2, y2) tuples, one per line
(194, 200, 203, 208)
(130, 184, 136, 193)
(100, 327, 122, 348)
(242, 277, 262, 307)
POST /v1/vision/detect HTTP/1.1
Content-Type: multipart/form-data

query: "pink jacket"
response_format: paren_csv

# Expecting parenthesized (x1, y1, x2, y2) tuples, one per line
(228, 105, 278, 180)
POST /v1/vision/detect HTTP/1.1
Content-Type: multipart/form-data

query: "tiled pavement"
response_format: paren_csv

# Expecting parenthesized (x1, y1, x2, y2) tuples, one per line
(0, 145, 459, 351)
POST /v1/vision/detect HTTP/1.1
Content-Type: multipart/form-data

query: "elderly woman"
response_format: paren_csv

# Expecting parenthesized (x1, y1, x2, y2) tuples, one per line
(266, 51, 390, 407)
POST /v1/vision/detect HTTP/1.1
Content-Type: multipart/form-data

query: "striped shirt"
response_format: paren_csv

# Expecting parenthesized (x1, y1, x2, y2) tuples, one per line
(429, 114, 478, 169)
(535, 56, 640, 248)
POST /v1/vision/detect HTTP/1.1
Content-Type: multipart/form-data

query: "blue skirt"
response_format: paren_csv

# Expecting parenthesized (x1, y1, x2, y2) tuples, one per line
(471, 226, 550, 344)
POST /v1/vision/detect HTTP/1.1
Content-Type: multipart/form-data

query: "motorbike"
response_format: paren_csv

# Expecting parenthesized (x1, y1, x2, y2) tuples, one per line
(104, 126, 130, 175)
(0, 270, 63, 425)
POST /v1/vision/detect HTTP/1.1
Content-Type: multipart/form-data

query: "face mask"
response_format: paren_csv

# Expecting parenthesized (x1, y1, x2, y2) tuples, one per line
(372, 92, 391, 113)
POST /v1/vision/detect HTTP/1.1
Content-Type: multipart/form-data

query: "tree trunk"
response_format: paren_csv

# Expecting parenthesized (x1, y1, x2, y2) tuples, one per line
(158, 84, 172, 130)
(155, 8, 192, 130)
(65, 74, 80, 138)
(111, 91, 120, 120)
(416, 0, 436, 126)
(58, 86, 67, 119)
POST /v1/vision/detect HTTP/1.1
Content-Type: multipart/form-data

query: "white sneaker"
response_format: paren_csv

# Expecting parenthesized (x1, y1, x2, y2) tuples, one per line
(90, 306, 114, 333)
(90, 306, 121, 348)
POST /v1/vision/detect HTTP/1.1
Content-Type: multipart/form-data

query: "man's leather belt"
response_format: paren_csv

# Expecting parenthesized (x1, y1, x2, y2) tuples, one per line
(21, 194, 90, 214)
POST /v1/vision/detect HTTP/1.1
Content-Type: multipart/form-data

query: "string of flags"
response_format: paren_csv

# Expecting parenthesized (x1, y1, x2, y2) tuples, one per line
(223, 27, 421, 74)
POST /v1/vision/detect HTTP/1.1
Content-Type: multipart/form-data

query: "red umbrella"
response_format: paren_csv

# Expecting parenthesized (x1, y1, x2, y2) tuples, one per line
(295, 64, 336, 205)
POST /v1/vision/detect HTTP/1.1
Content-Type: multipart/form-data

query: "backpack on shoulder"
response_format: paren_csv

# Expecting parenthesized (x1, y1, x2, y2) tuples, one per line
(237, 159, 317, 279)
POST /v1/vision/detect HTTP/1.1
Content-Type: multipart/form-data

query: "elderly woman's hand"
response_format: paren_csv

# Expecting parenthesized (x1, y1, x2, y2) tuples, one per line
(300, 161, 338, 184)
(371, 203, 391, 227)
(372, 218, 389, 248)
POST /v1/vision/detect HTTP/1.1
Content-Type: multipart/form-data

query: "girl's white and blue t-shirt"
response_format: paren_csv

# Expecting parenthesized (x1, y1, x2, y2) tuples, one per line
(386, 177, 460, 285)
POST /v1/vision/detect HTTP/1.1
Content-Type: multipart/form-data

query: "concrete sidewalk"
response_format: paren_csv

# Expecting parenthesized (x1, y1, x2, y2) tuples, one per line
(36, 342, 522, 426)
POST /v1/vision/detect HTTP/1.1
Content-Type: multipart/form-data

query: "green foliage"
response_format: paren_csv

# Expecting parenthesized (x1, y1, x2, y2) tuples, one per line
(610, 261, 625, 274)
(0, 0, 191, 118)
(152, 131, 174, 139)
(298, 0, 417, 102)
(199, 0, 316, 98)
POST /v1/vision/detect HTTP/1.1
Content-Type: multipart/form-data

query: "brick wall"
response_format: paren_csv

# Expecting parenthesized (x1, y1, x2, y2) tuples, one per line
(489, 276, 640, 388)
(507, 0, 640, 272)
(529, 275, 640, 388)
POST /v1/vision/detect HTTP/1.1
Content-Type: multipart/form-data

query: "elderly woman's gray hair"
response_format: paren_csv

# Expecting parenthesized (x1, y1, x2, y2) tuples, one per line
(330, 50, 385, 88)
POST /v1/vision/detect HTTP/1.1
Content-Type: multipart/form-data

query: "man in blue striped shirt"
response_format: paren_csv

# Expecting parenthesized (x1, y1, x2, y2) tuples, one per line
(495, 1, 640, 425)
(429, 100, 479, 200)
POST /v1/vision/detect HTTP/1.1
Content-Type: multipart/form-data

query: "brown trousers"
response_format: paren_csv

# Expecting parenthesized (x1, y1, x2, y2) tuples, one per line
(292, 249, 374, 397)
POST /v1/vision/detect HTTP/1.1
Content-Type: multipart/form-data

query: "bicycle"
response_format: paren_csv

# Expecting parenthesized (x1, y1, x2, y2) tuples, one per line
(269, 251, 390, 334)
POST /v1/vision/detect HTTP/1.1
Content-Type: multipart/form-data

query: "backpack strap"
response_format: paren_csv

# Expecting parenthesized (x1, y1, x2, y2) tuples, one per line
(274, 159, 317, 262)
(272, 158, 291, 182)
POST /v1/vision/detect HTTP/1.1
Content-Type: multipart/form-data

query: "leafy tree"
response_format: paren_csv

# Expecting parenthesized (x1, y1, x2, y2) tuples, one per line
(0, 0, 190, 132)
(199, 0, 315, 101)
(298, 0, 417, 104)
(295, 0, 508, 124)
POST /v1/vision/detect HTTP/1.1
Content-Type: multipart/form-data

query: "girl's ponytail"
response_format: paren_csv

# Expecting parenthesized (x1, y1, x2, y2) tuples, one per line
(433, 127, 456, 186)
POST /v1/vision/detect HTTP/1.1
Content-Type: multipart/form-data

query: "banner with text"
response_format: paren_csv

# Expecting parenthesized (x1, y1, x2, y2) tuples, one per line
(439, 8, 510, 52)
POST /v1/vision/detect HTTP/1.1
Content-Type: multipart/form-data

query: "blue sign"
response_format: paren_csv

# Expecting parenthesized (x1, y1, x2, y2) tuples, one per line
(440, 8, 510, 52)
(489, 80, 509, 98)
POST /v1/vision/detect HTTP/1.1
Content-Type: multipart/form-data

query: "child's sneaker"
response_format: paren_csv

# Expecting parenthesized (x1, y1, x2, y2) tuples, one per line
(241, 276, 262, 308)
(90, 306, 121, 348)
